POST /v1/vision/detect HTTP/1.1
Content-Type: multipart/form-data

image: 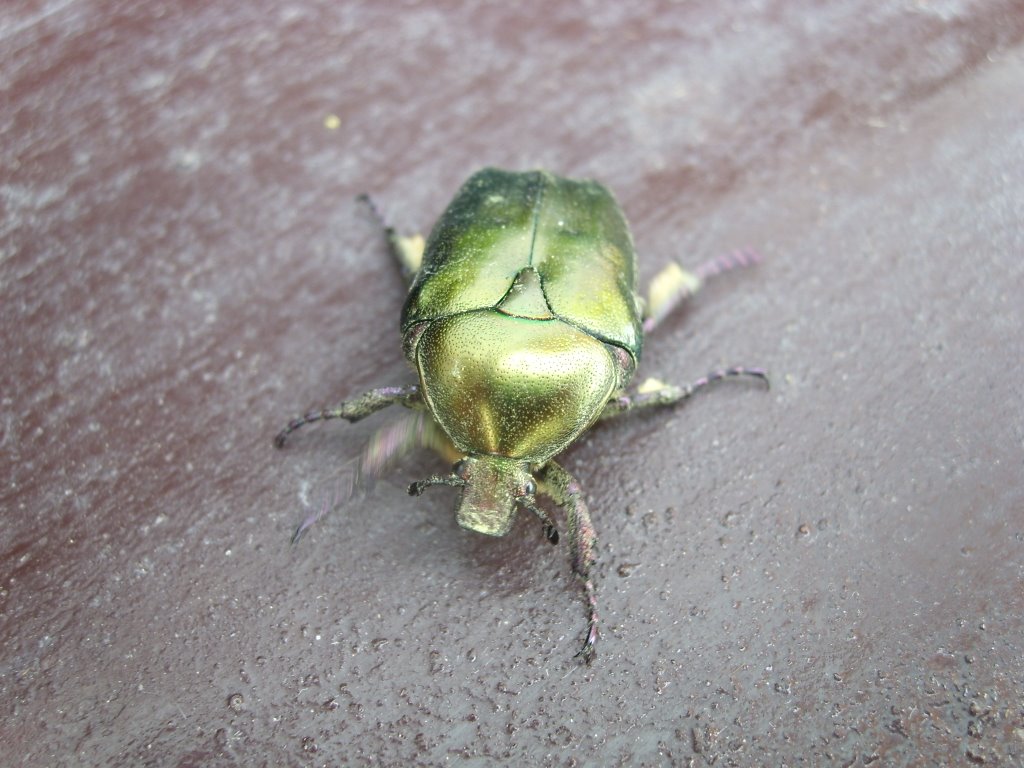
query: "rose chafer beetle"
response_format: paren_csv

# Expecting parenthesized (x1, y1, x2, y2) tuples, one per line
(275, 168, 766, 661)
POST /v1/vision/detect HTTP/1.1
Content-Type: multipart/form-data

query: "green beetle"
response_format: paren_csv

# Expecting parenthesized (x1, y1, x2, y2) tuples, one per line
(275, 168, 766, 661)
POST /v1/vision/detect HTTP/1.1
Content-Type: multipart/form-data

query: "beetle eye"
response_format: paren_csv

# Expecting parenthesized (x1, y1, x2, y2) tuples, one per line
(453, 459, 468, 477)
(523, 479, 536, 496)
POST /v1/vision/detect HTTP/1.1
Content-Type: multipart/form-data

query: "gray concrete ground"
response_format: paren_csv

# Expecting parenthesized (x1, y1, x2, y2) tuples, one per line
(2, 2, 1023, 765)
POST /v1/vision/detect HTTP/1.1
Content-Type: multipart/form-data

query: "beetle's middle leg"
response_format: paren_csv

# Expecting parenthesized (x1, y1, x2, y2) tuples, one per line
(601, 367, 769, 420)
(644, 248, 762, 332)
(274, 384, 422, 447)
(356, 193, 425, 281)
(536, 460, 599, 663)
(290, 410, 454, 543)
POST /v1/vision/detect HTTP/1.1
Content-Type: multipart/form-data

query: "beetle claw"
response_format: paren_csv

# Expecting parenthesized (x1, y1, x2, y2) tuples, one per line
(274, 422, 301, 448)
(544, 524, 559, 545)
(574, 623, 598, 664)
(522, 497, 559, 545)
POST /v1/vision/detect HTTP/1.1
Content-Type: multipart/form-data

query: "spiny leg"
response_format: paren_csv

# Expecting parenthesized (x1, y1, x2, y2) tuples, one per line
(537, 460, 598, 663)
(644, 248, 762, 332)
(274, 384, 421, 448)
(356, 193, 425, 282)
(408, 473, 465, 496)
(601, 366, 769, 420)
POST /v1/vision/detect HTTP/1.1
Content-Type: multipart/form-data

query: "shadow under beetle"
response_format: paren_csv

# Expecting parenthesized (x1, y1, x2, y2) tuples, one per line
(275, 168, 767, 662)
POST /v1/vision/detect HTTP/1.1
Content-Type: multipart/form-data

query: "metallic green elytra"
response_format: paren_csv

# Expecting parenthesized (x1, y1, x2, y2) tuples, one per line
(275, 168, 768, 661)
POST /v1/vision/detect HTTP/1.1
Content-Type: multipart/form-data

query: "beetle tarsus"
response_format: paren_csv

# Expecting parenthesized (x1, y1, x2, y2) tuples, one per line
(409, 474, 464, 496)
(601, 366, 769, 419)
(536, 461, 599, 662)
(275, 385, 421, 447)
(544, 524, 559, 545)
(572, 571, 599, 665)
(522, 497, 560, 545)
(357, 192, 425, 279)
(356, 192, 391, 234)
(274, 410, 330, 448)
(573, 579, 599, 665)
(290, 520, 310, 545)
(684, 366, 769, 398)
(644, 247, 763, 332)
(693, 247, 763, 283)
(575, 619, 598, 664)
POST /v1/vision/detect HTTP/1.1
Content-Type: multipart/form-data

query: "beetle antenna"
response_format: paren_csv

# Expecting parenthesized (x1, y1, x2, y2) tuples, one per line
(408, 474, 465, 496)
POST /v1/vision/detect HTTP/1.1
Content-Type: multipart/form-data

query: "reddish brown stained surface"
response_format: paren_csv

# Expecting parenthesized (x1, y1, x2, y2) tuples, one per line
(2, 2, 1023, 766)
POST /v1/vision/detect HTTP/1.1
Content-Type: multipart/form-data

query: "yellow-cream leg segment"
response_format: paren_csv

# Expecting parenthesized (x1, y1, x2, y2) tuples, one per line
(601, 368, 769, 420)
(644, 248, 762, 332)
(356, 193, 425, 281)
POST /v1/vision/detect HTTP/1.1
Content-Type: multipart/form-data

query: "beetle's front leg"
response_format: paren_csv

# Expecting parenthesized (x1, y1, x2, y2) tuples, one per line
(601, 367, 769, 420)
(536, 460, 599, 663)
(291, 410, 453, 543)
(274, 384, 421, 448)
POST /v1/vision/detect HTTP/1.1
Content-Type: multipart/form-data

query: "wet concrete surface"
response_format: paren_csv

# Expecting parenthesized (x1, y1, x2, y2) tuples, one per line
(2, 1, 1023, 765)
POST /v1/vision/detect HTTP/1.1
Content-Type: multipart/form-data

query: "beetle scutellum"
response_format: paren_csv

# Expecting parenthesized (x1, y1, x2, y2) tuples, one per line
(275, 168, 767, 661)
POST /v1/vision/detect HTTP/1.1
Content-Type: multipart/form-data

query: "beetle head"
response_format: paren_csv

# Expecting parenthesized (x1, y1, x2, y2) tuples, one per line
(452, 456, 535, 537)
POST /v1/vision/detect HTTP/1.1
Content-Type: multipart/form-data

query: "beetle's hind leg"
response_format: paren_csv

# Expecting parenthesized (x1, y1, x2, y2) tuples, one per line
(601, 367, 769, 420)
(274, 384, 421, 448)
(356, 193, 425, 281)
(644, 248, 762, 332)
(536, 461, 599, 663)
